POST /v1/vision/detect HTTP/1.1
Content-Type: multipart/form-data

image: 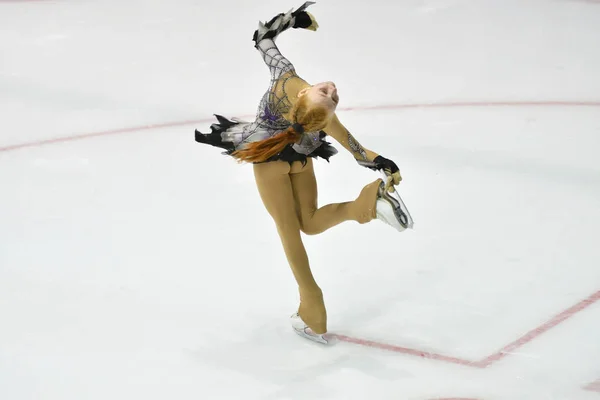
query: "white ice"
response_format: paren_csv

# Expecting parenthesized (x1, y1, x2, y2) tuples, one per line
(1, 0, 600, 399)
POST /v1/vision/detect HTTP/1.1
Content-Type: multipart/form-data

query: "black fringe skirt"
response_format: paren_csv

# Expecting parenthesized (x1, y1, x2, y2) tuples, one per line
(194, 114, 338, 165)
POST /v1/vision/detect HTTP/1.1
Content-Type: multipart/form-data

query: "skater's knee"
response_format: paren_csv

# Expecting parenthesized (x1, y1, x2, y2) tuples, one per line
(299, 220, 322, 236)
(298, 212, 323, 235)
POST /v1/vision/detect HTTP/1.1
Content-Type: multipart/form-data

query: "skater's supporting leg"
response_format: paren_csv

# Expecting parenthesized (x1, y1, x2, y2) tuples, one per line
(253, 160, 327, 334)
(289, 158, 382, 235)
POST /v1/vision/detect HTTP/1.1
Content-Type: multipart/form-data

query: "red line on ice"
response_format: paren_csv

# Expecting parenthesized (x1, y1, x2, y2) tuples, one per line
(584, 378, 600, 393)
(0, 118, 215, 153)
(341, 100, 600, 112)
(334, 290, 600, 369)
(2, 100, 600, 153)
(332, 334, 479, 367)
(430, 398, 482, 400)
(478, 290, 600, 367)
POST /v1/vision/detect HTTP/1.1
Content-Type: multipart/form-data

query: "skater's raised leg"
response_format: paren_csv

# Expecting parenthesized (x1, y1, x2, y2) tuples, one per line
(289, 158, 382, 235)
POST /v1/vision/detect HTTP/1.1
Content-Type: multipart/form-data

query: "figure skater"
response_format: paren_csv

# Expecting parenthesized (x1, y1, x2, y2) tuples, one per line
(195, 1, 407, 344)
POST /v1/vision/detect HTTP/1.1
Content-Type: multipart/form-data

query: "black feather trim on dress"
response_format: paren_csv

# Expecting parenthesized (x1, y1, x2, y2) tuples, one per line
(194, 114, 236, 152)
(195, 115, 338, 164)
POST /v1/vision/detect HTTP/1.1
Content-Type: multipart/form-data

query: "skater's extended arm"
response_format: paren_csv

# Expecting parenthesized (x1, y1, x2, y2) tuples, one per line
(324, 114, 402, 186)
(252, 2, 319, 80)
(323, 114, 378, 162)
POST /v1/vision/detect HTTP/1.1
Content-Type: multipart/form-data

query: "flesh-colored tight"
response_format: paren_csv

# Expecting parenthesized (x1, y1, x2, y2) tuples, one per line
(253, 158, 382, 334)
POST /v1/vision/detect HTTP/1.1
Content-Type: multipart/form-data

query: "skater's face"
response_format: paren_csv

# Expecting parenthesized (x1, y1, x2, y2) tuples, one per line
(298, 81, 339, 116)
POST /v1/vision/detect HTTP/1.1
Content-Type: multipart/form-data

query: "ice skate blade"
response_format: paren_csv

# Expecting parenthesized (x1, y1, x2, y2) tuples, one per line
(290, 313, 330, 345)
(375, 183, 414, 231)
(376, 198, 406, 232)
(293, 326, 329, 344)
(377, 172, 415, 231)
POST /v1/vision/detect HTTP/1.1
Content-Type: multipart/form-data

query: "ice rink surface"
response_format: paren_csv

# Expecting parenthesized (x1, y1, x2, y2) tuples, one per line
(1, 0, 599, 399)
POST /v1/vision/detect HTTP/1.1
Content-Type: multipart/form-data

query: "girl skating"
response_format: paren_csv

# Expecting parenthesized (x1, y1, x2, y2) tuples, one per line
(195, 1, 411, 344)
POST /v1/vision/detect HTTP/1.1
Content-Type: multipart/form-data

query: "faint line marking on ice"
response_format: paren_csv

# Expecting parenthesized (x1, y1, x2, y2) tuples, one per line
(341, 100, 600, 112)
(2, 100, 600, 153)
(331, 334, 479, 367)
(477, 290, 600, 367)
(565, 0, 600, 4)
(0, 118, 216, 153)
(584, 378, 600, 393)
(430, 398, 481, 400)
(333, 290, 600, 369)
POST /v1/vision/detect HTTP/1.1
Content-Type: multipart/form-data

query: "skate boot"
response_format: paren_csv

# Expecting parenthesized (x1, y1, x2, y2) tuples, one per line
(290, 313, 329, 344)
(375, 181, 413, 232)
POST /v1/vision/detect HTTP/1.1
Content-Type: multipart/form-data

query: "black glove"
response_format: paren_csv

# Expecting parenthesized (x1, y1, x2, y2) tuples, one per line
(359, 155, 402, 190)
(252, 2, 318, 44)
(375, 155, 402, 191)
(293, 7, 319, 30)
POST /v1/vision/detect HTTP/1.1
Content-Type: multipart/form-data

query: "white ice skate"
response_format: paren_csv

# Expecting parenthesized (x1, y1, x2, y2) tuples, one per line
(375, 177, 414, 232)
(290, 313, 329, 344)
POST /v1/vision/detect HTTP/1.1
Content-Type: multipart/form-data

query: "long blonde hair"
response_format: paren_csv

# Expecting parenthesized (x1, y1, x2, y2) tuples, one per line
(231, 94, 330, 163)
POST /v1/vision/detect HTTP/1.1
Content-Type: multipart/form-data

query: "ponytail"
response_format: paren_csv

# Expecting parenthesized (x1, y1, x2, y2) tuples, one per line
(231, 127, 302, 163)
(231, 94, 330, 163)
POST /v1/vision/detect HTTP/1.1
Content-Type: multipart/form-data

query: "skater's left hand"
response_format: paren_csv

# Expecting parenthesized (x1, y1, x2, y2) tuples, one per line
(293, 9, 319, 31)
(373, 155, 402, 192)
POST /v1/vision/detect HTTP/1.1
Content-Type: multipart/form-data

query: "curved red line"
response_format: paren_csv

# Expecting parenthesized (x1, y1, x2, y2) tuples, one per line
(584, 378, 600, 393)
(0, 118, 214, 153)
(1, 100, 599, 154)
